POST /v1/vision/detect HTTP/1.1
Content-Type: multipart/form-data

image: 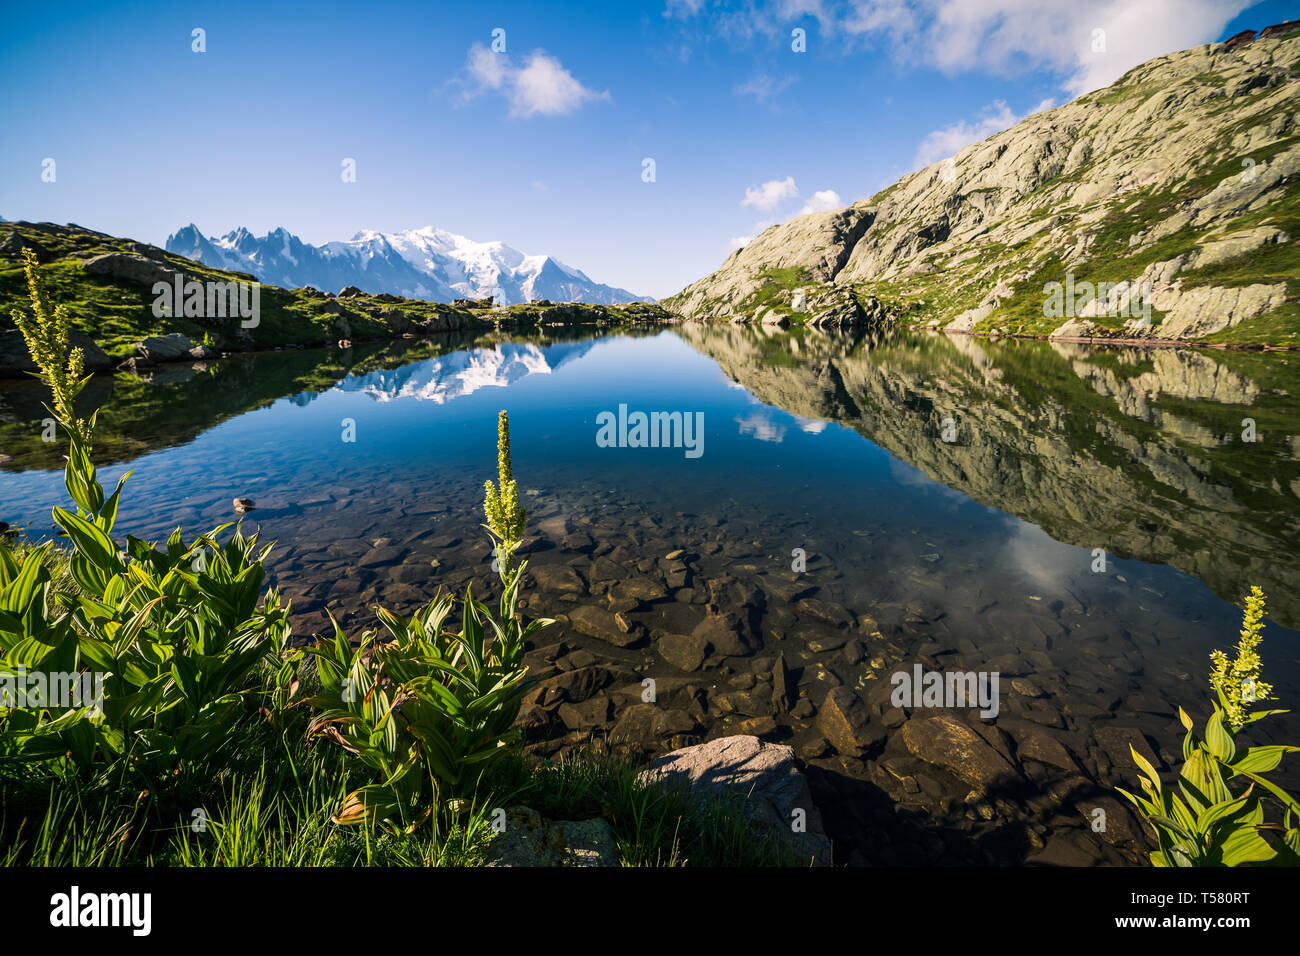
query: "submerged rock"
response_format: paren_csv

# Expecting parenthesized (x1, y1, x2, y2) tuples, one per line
(901, 714, 1021, 792)
(657, 632, 709, 671)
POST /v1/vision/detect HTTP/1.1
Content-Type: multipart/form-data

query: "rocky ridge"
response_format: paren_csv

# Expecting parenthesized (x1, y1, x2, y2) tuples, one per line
(666, 32, 1300, 346)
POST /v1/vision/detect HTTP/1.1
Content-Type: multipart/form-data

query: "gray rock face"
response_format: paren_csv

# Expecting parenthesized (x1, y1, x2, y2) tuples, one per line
(137, 333, 196, 362)
(637, 734, 832, 865)
(1152, 282, 1288, 339)
(485, 806, 619, 867)
(83, 252, 178, 286)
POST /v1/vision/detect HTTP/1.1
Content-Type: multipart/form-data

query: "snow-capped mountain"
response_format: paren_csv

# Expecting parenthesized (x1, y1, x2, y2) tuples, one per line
(336, 341, 597, 404)
(285, 342, 597, 408)
(165, 224, 647, 305)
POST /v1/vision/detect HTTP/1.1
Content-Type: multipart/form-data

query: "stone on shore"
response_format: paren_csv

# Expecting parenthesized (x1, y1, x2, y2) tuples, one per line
(637, 734, 832, 866)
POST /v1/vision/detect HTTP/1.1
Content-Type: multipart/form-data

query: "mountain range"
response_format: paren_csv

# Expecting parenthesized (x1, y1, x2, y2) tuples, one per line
(331, 341, 597, 405)
(166, 224, 647, 306)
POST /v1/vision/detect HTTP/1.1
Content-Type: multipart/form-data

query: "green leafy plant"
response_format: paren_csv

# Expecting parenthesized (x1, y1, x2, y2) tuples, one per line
(1118, 587, 1300, 866)
(0, 249, 294, 788)
(305, 409, 552, 830)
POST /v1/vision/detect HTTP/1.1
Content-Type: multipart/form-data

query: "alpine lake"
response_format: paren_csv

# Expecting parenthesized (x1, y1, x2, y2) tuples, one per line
(2, 322, 1298, 866)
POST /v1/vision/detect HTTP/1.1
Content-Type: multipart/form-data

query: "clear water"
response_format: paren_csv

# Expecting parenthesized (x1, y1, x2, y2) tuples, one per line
(3, 325, 1298, 862)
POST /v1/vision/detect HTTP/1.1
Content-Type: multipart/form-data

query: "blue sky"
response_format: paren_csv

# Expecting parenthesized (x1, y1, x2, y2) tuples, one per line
(1, 0, 1294, 298)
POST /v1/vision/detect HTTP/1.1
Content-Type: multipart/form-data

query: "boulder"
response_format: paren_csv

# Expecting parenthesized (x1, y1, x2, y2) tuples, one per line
(565, 605, 640, 647)
(691, 614, 752, 657)
(1048, 318, 1102, 339)
(137, 333, 196, 362)
(637, 735, 832, 865)
(83, 252, 178, 286)
(771, 653, 793, 712)
(529, 564, 586, 596)
(608, 702, 696, 746)
(529, 665, 613, 707)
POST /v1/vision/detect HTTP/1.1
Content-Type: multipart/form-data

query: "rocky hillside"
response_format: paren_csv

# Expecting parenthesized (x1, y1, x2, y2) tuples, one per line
(0, 221, 670, 376)
(666, 30, 1300, 347)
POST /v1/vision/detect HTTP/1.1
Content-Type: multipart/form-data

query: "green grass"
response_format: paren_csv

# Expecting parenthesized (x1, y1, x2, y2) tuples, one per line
(724, 267, 814, 319)
(0, 710, 804, 867)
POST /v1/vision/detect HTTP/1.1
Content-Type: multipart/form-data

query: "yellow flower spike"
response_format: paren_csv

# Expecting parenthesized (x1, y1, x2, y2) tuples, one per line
(483, 409, 527, 574)
(1210, 586, 1274, 733)
(10, 247, 92, 446)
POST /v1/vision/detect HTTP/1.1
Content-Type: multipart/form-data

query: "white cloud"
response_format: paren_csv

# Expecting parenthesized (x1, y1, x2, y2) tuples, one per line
(846, 0, 1254, 94)
(913, 96, 1060, 169)
(465, 43, 508, 91)
(737, 412, 788, 442)
(735, 72, 798, 103)
(513, 52, 609, 116)
(674, 1, 1253, 96)
(741, 176, 799, 210)
(793, 414, 830, 433)
(457, 44, 609, 117)
(913, 99, 1019, 168)
(663, 0, 707, 16)
(799, 189, 842, 214)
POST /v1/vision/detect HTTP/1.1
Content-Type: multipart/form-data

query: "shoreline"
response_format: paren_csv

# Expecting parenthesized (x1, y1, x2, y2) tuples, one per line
(938, 327, 1299, 351)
